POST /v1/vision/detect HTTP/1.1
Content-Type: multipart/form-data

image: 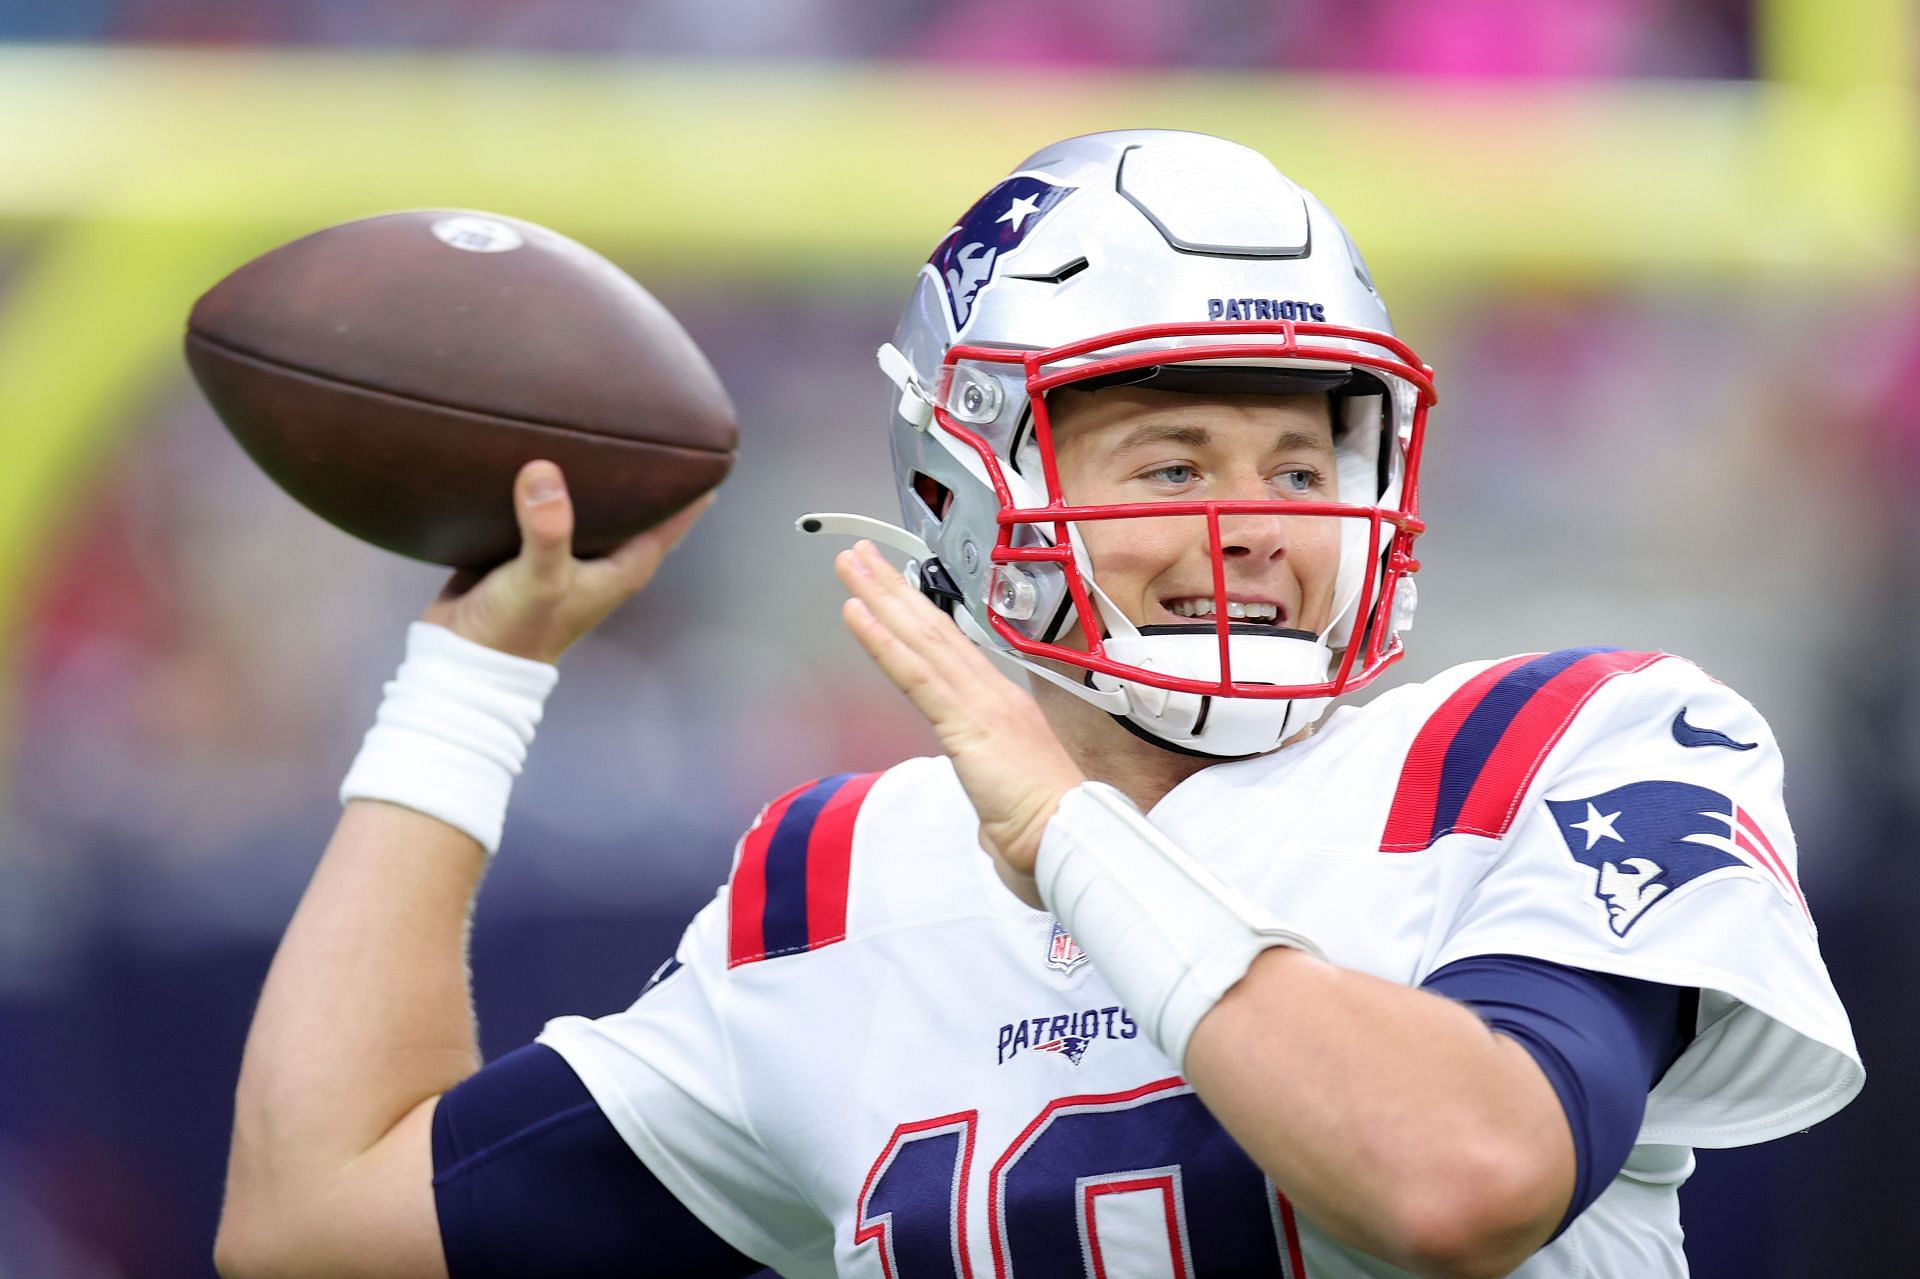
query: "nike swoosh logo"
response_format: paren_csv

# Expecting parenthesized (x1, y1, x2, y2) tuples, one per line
(1672, 708, 1757, 751)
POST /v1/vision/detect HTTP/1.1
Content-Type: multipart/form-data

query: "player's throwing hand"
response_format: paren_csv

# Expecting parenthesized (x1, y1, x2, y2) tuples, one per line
(424, 460, 713, 665)
(836, 538, 1084, 905)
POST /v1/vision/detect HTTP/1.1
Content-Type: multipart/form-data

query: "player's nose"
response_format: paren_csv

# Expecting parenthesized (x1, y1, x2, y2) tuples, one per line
(1215, 472, 1290, 561)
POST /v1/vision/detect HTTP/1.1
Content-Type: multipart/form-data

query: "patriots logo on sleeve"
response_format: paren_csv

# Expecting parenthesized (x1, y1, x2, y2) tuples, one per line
(927, 175, 1074, 332)
(1547, 781, 1807, 936)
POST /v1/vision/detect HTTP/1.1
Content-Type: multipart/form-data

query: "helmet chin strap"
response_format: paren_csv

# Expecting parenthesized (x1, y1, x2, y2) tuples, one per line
(1089, 629, 1334, 757)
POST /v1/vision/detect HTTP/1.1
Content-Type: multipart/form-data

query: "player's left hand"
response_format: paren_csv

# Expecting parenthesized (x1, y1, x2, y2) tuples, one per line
(836, 539, 1084, 908)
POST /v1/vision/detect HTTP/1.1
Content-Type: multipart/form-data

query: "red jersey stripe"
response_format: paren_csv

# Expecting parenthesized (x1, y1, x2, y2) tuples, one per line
(1380, 654, 1537, 852)
(727, 779, 818, 969)
(1450, 650, 1668, 839)
(804, 772, 882, 951)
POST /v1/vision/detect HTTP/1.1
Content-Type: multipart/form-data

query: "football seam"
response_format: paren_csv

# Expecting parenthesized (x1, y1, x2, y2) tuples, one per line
(185, 329, 737, 458)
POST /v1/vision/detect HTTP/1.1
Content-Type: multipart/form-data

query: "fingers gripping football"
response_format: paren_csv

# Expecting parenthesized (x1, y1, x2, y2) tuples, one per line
(423, 460, 712, 664)
(836, 540, 1084, 890)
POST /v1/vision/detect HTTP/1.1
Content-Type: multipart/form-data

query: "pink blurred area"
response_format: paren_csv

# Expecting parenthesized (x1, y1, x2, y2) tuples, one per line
(22, 0, 1755, 77)
(908, 0, 1745, 77)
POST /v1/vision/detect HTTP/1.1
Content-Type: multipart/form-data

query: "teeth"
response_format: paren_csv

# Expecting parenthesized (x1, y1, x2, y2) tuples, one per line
(1167, 598, 1279, 621)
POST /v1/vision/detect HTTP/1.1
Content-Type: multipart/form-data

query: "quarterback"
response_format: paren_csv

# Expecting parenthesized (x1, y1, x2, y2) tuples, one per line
(215, 132, 1862, 1279)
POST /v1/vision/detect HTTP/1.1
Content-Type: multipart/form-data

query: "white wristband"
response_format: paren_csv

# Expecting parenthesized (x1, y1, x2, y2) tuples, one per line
(339, 622, 559, 855)
(1034, 782, 1323, 1071)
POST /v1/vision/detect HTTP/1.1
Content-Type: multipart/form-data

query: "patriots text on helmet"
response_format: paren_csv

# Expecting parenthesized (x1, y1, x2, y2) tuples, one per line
(1207, 297, 1327, 322)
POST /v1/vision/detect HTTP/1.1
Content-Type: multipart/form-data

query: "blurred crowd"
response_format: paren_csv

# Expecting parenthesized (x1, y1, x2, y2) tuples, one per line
(0, 0, 1757, 77)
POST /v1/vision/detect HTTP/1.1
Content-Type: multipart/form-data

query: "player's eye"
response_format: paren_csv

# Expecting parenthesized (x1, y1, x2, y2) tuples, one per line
(1140, 463, 1198, 486)
(1274, 467, 1322, 495)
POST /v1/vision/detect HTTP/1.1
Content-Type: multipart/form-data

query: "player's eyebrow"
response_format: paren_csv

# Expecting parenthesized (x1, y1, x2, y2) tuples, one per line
(1269, 428, 1335, 455)
(1112, 423, 1212, 452)
(1111, 423, 1333, 455)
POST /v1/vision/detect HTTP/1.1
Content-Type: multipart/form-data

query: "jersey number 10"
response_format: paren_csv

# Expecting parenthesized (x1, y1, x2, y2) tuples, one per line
(856, 1077, 1307, 1278)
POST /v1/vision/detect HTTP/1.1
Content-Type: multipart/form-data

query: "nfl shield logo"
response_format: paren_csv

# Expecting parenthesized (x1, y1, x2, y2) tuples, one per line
(1045, 921, 1089, 973)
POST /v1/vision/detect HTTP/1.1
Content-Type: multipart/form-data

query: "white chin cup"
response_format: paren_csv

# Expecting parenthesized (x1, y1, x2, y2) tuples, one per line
(1089, 629, 1334, 757)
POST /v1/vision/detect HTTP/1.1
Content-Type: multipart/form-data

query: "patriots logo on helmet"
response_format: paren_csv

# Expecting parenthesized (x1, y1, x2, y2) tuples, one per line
(927, 175, 1074, 332)
(1547, 781, 1775, 936)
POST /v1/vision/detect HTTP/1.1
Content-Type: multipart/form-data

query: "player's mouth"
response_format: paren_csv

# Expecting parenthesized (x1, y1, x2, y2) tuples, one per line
(1159, 596, 1288, 627)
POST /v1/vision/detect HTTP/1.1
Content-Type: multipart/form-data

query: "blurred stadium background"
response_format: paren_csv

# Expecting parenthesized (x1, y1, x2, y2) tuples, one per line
(0, 0, 1914, 1274)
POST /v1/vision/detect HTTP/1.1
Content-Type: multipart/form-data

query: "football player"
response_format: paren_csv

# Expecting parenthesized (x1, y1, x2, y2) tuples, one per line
(216, 131, 1862, 1279)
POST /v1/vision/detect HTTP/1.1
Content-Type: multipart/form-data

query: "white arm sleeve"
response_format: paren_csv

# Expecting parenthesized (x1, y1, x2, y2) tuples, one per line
(1428, 660, 1863, 1147)
(537, 895, 836, 1277)
(1037, 781, 1323, 1070)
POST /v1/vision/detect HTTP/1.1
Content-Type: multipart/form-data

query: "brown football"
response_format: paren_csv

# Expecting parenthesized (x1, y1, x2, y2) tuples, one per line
(185, 210, 736, 568)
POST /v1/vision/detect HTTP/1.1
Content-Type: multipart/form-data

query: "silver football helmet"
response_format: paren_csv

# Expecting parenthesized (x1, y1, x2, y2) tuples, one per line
(804, 129, 1436, 757)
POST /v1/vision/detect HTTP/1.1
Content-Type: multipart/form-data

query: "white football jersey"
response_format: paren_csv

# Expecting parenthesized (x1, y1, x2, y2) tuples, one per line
(539, 649, 1862, 1278)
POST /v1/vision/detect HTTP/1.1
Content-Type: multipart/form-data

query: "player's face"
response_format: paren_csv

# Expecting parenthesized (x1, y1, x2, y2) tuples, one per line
(1046, 387, 1342, 643)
